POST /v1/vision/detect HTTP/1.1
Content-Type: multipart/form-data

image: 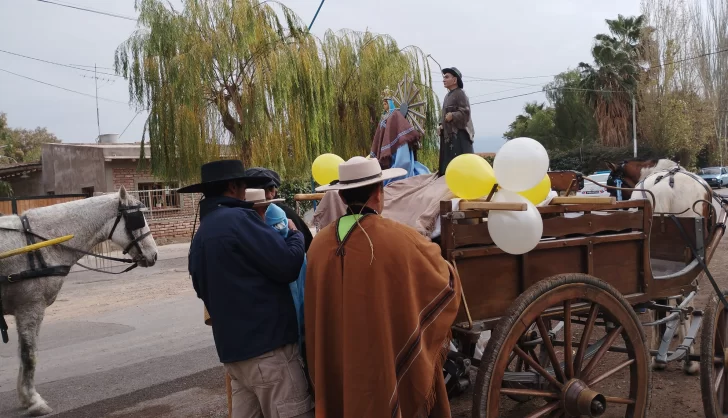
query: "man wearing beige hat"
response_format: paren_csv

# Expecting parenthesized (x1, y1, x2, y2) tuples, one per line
(182, 160, 313, 418)
(305, 156, 461, 418)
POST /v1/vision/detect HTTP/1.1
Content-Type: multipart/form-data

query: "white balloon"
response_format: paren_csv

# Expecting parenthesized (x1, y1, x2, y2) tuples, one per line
(488, 190, 543, 255)
(493, 137, 550, 192)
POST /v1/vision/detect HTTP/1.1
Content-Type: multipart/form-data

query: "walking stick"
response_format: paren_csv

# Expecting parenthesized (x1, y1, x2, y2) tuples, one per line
(204, 306, 233, 418)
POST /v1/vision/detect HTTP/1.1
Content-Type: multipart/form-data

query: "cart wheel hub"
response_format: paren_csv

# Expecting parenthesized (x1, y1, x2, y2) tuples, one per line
(562, 379, 606, 417)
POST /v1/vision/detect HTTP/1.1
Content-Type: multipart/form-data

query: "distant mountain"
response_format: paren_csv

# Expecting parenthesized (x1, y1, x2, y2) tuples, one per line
(473, 136, 506, 153)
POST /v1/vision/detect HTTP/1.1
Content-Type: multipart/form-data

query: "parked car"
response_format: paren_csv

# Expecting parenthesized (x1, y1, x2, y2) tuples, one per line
(576, 171, 611, 197)
(698, 167, 728, 188)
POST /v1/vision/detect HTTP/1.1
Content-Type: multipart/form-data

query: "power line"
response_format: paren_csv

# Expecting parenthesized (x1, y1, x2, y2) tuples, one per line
(0, 67, 128, 104)
(307, 0, 326, 31)
(0, 49, 123, 78)
(469, 47, 728, 105)
(36, 0, 137, 21)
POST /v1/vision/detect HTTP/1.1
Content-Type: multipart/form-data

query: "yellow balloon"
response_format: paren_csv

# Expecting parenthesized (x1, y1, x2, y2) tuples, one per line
(445, 154, 497, 200)
(312, 153, 345, 185)
(517, 174, 551, 205)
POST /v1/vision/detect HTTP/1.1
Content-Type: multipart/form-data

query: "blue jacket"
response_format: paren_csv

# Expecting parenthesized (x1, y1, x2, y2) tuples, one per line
(189, 196, 305, 363)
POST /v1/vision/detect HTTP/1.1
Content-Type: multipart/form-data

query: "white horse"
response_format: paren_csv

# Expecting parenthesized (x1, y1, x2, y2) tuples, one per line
(0, 187, 158, 416)
(608, 158, 713, 375)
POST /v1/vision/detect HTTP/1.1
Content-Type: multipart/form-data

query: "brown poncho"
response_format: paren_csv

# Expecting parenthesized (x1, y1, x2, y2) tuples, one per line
(305, 214, 461, 418)
(371, 110, 422, 169)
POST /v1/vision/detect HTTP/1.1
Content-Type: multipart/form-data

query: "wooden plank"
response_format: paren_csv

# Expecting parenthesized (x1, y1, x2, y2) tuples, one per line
(450, 211, 645, 248)
(15, 196, 85, 214)
(551, 196, 616, 205)
(458, 202, 527, 211)
(542, 211, 644, 238)
(294, 193, 325, 201)
(0, 201, 12, 215)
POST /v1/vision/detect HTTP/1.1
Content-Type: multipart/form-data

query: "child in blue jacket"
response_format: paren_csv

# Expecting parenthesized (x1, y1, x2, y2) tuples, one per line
(265, 204, 307, 355)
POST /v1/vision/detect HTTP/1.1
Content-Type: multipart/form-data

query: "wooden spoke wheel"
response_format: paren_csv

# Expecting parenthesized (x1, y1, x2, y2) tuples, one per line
(472, 274, 651, 418)
(700, 289, 728, 418)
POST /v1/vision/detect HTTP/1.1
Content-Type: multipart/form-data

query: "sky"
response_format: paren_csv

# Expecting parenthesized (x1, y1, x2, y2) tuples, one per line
(0, 0, 641, 153)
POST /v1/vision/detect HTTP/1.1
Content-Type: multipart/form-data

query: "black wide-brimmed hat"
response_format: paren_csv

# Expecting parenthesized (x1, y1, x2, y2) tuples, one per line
(178, 160, 269, 193)
(442, 67, 464, 89)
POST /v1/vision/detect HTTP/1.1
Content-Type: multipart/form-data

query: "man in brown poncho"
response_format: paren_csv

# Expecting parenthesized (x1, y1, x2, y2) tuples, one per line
(438, 67, 475, 176)
(305, 156, 461, 418)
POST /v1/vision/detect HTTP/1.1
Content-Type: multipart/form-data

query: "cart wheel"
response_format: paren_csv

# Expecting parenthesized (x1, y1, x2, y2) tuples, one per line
(700, 289, 728, 418)
(472, 274, 651, 418)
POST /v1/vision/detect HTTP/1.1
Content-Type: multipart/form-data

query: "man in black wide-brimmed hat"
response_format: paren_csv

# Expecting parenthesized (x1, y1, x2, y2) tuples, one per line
(181, 160, 314, 418)
(438, 67, 475, 176)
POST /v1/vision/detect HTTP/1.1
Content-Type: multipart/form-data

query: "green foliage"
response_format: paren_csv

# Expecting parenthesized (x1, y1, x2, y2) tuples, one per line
(116, 0, 438, 184)
(0, 181, 12, 198)
(503, 102, 557, 147)
(277, 178, 314, 213)
(544, 70, 598, 149)
(549, 143, 662, 175)
(0, 112, 60, 163)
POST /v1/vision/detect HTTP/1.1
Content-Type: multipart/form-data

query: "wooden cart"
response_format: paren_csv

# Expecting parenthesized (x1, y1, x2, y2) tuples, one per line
(441, 198, 728, 417)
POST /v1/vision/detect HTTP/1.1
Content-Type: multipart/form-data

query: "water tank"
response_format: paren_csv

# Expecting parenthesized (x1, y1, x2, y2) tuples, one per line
(98, 134, 119, 144)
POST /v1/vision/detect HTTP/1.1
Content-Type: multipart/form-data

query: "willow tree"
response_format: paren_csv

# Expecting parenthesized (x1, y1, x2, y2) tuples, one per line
(115, 0, 438, 182)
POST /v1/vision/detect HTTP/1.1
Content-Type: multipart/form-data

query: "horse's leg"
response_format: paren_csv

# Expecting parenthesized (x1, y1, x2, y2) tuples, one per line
(649, 305, 666, 371)
(681, 298, 699, 375)
(15, 306, 52, 416)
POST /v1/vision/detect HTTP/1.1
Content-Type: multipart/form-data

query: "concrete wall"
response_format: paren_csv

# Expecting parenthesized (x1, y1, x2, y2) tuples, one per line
(42, 144, 106, 194)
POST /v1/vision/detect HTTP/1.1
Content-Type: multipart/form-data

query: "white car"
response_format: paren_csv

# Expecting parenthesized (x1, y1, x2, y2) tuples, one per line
(576, 172, 611, 198)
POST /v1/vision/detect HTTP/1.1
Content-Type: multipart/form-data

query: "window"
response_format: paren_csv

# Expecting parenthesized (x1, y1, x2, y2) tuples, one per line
(137, 182, 180, 210)
(47, 191, 55, 196)
(82, 187, 94, 197)
(722, 168, 727, 175)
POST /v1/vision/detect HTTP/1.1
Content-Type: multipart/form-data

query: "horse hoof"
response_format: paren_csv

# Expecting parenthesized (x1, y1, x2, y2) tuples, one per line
(651, 361, 667, 371)
(683, 362, 699, 375)
(27, 397, 52, 416)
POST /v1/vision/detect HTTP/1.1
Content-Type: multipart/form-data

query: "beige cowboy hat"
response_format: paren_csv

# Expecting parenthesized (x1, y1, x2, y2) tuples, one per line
(315, 156, 406, 192)
(246, 188, 284, 207)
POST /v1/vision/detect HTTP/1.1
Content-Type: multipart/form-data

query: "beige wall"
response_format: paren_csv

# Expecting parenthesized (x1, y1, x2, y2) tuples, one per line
(42, 144, 106, 194)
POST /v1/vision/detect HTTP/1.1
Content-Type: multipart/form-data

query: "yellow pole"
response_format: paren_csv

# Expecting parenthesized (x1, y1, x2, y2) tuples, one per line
(0, 235, 74, 260)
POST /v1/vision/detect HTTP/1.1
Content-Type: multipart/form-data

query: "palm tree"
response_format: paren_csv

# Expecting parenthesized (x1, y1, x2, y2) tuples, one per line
(578, 14, 646, 147)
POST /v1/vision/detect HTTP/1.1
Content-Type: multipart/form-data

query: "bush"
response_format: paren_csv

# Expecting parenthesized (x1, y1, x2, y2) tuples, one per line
(278, 178, 316, 213)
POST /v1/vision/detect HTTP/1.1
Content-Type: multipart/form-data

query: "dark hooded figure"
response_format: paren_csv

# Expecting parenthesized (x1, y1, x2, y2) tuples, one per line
(245, 167, 314, 251)
(438, 67, 475, 176)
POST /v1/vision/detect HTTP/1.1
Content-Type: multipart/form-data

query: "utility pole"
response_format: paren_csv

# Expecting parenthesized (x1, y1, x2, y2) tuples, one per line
(632, 93, 637, 158)
(95, 63, 101, 140)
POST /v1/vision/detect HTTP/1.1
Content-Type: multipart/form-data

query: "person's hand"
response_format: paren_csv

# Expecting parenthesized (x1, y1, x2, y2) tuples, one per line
(288, 219, 298, 231)
(437, 124, 443, 135)
(445, 112, 453, 122)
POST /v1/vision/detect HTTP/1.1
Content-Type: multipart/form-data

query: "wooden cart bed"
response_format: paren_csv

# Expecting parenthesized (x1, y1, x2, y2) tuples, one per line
(440, 199, 722, 332)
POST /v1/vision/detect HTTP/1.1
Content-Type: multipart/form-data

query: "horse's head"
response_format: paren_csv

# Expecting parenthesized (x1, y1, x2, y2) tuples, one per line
(108, 186, 158, 267)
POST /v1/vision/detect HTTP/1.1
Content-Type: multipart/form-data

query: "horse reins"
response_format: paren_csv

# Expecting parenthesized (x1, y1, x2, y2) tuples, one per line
(0, 203, 150, 343)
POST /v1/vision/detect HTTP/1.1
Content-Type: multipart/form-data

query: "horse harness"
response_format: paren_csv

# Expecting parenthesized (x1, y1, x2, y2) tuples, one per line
(0, 202, 150, 344)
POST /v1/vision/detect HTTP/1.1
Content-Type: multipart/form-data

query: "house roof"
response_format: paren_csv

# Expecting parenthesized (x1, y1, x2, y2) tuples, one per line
(0, 162, 42, 180)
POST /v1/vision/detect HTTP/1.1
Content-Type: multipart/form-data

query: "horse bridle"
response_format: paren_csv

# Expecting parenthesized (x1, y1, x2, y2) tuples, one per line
(107, 203, 152, 256)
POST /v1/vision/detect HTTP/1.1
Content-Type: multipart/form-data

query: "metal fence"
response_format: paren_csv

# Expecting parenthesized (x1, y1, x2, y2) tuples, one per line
(125, 188, 200, 222)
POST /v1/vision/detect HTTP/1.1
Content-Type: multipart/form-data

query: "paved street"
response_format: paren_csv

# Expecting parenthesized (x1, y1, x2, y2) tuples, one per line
(0, 189, 727, 417)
